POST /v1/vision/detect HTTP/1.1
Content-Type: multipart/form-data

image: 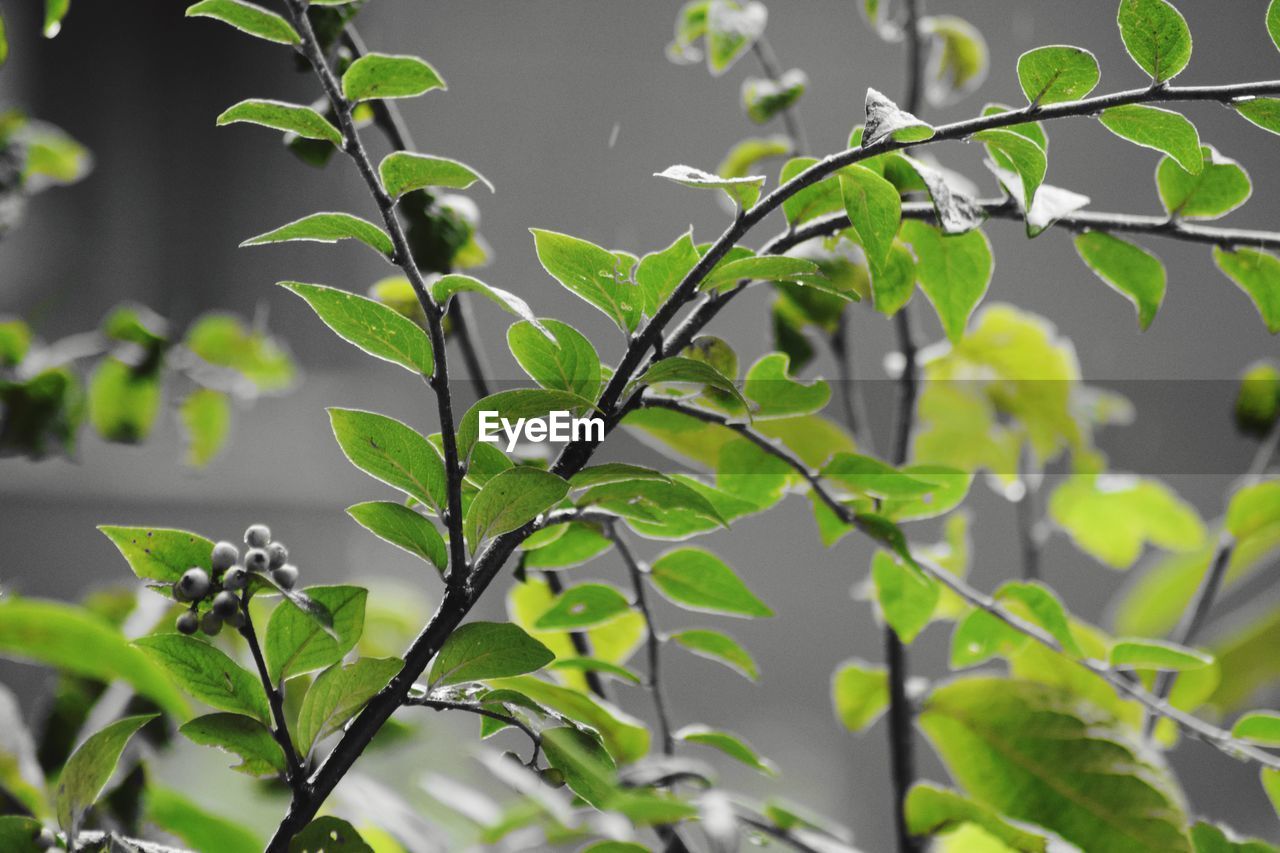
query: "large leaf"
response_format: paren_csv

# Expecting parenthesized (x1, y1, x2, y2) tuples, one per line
(216, 99, 340, 144)
(1213, 247, 1280, 334)
(55, 714, 157, 836)
(1099, 105, 1201, 174)
(649, 547, 773, 618)
(1234, 98, 1280, 137)
(464, 467, 570, 552)
(185, 0, 299, 44)
(1117, 0, 1191, 83)
(429, 622, 554, 687)
(531, 229, 642, 331)
(342, 53, 445, 101)
(329, 408, 447, 510)
(264, 584, 368, 682)
(100, 526, 213, 583)
(296, 657, 402, 755)
(508, 319, 601, 400)
(921, 677, 1191, 852)
(1016, 45, 1099, 106)
(178, 712, 286, 777)
(899, 220, 992, 344)
(1156, 146, 1250, 220)
(245, 214, 391, 257)
(378, 151, 492, 198)
(282, 282, 432, 374)
(905, 782, 1059, 852)
(134, 634, 270, 723)
(1049, 474, 1205, 569)
(1074, 231, 1166, 330)
(346, 501, 447, 572)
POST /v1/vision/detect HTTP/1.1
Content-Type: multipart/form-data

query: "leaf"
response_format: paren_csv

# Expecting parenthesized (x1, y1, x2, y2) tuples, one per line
(0, 598, 188, 718)
(996, 581, 1082, 657)
(342, 53, 445, 101)
(1109, 638, 1213, 671)
(863, 88, 934, 146)
(1235, 360, 1280, 437)
(1099, 104, 1201, 174)
(531, 228, 642, 331)
(899, 220, 992, 344)
(974, 128, 1045, 210)
(100, 525, 213, 584)
(1226, 482, 1280, 543)
(540, 725, 618, 808)
(1264, 768, 1280, 819)
(1190, 821, 1278, 853)
(146, 786, 262, 853)
(872, 551, 939, 643)
(291, 817, 373, 853)
(636, 356, 749, 413)
(282, 282, 432, 374)
(1117, 0, 1192, 83)
(701, 255, 822, 292)
(508, 319, 601, 400)
(431, 273, 537, 322)
(464, 467, 570, 552)
(670, 629, 759, 680)
(655, 163, 764, 209)
(1271, 0, 1280, 52)
(296, 657, 402, 754)
(922, 677, 1191, 852)
(1213, 247, 1280, 334)
(534, 583, 631, 631)
(901, 154, 986, 234)
(950, 609, 1027, 668)
(832, 659, 888, 732)
(548, 658, 642, 685)
(718, 135, 792, 179)
(179, 388, 231, 467)
(88, 358, 161, 444)
(328, 408, 447, 510)
(1231, 711, 1280, 747)
(1073, 231, 1166, 330)
(742, 69, 807, 124)
(920, 15, 989, 107)
(636, 230, 701, 315)
(185, 0, 298, 44)
(840, 165, 901, 267)
(244, 213, 392, 259)
(429, 622, 554, 687)
(1049, 474, 1205, 569)
(135, 634, 270, 723)
(824, 453, 938, 500)
(216, 99, 340, 144)
(347, 501, 446, 572)
(1157, 146, 1251, 220)
(905, 783, 1058, 852)
(780, 157, 843, 226)
(1017, 45, 1099, 106)
(649, 547, 773, 618)
(178, 712, 287, 777)
(676, 724, 775, 774)
(183, 312, 295, 392)
(265, 585, 368, 682)
(456, 388, 597, 460)
(1234, 98, 1280, 137)
(742, 352, 830, 419)
(378, 151, 492, 198)
(55, 714, 157, 836)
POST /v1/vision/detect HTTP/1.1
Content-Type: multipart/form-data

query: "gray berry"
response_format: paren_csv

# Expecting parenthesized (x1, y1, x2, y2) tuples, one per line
(176, 610, 199, 635)
(266, 541, 289, 569)
(222, 566, 248, 591)
(225, 610, 246, 630)
(244, 548, 270, 573)
(200, 610, 223, 636)
(271, 564, 298, 590)
(175, 568, 211, 602)
(245, 524, 271, 548)
(210, 541, 239, 572)
(211, 590, 240, 618)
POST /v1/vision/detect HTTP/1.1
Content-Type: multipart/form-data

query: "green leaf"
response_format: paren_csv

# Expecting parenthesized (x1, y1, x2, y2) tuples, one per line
(868, 241, 917, 316)
(831, 659, 888, 732)
(1073, 231, 1166, 330)
(378, 151, 492, 198)
(649, 547, 772, 618)
(185, 0, 299, 44)
(700, 255, 821, 292)
(1226, 482, 1280, 543)
(296, 657, 402, 755)
(534, 583, 631, 631)
(1157, 146, 1251, 220)
(863, 88, 934, 146)
(1117, 0, 1192, 83)
(905, 782, 1058, 852)
(1270, 0, 1280, 52)
(328, 408, 447, 510)
(996, 581, 1082, 657)
(540, 725, 617, 808)
(347, 501, 446, 572)
(245, 213, 391, 258)
(569, 463, 671, 490)
(1263, 768, 1280, 819)
(1099, 104, 1201, 174)
(742, 69, 807, 124)
(676, 724, 775, 775)
(430, 273, 537, 324)
(55, 714, 157, 836)
(135, 634, 270, 723)
(282, 282, 432, 374)
(780, 157, 843, 226)
(823, 453, 938, 499)
(548, 658, 642, 685)
(974, 128, 1045, 210)
(872, 551, 939, 643)
(1049, 474, 1205, 568)
(100, 525, 213, 584)
(531, 228, 642, 331)
(88, 358, 161, 443)
(636, 230, 700, 316)
(0, 13, 8, 67)
(265, 584, 367, 682)
(179, 388, 231, 468)
(146, 786, 261, 853)
(1235, 360, 1280, 436)
(291, 817, 373, 853)
(704, 0, 766, 74)
(429, 622, 554, 687)
(922, 677, 1191, 852)
(920, 15, 989, 107)
(742, 352, 829, 419)
(839, 165, 901, 267)
(899, 220, 992, 344)
(183, 312, 294, 392)
(1109, 638, 1213, 671)
(1234, 98, 1280, 137)
(498, 674, 651, 761)
(178, 712, 286, 777)
(216, 99, 340, 144)
(670, 628, 758, 680)
(950, 608, 1027, 668)
(0, 318, 31, 367)
(1190, 821, 1278, 853)
(508, 319, 601, 400)
(1231, 711, 1280, 747)
(342, 53, 445, 101)
(464, 467, 570, 552)
(718, 135, 792, 179)
(1213, 247, 1280, 334)
(636, 356, 749, 412)
(655, 163, 763, 209)
(1017, 45, 1099, 106)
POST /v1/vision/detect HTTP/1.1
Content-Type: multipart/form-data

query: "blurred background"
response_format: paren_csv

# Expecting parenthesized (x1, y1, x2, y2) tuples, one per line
(2, 0, 1279, 848)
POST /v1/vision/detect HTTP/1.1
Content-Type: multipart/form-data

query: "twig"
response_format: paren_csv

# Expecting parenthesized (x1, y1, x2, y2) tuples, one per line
(239, 599, 303, 784)
(829, 313, 877, 456)
(750, 36, 808, 156)
(1015, 445, 1044, 582)
(405, 696, 541, 765)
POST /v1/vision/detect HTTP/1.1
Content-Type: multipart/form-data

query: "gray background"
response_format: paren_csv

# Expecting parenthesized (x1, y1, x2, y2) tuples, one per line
(2, 0, 1279, 849)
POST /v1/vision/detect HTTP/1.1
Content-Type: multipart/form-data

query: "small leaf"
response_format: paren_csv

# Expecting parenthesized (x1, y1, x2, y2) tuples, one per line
(649, 547, 773, 618)
(1110, 638, 1214, 671)
(531, 229, 642, 331)
(179, 712, 287, 777)
(428, 622, 554, 687)
(780, 157, 844, 226)
(899, 220, 992, 344)
(743, 352, 830, 419)
(1213, 247, 1280, 334)
(282, 283, 432, 374)
(185, 0, 299, 44)
(569, 463, 671, 490)
(329, 408, 447, 510)
(347, 501, 446, 572)
(534, 583, 632, 631)
(950, 609, 1027, 668)
(831, 659, 888, 732)
(88, 358, 162, 444)
(264, 584, 368, 682)
(670, 629, 759, 680)
(1266, 768, 1280, 819)
(244, 213, 392, 257)
(1157, 145, 1251, 220)
(179, 388, 231, 467)
(975, 128, 1045, 210)
(840, 164, 901, 267)
(464, 467, 570, 552)
(636, 356, 749, 412)
(431, 273, 537, 324)
(1017, 45, 1099, 106)
(704, 0, 767, 75)
(996, 581, 1082, 657)
(824, 453, 938, 499)
(342, 53, 445, 101)
(905, 783, 1060, 852)
(296, 657, 402, 755)
(700, 255, 821, 290)
(676, 724, 775, 775)
(1099, 104, 1202, 174)
(379, 151, 492, 198)
(900, 154, 986, 234)
(216, 99, 340, 144)
(100, 526, 213, 583)
(548, 658, 642, 685)
(508, 319, 602, 400)
(636, 230, 701, 315)
(135, 634, 270, 723)
(1234, 97, 1280, 137)
(863, 88, 934, 146)
(1231, 711, 1280, 747)
(655, 163, 764, 209)
(743, 69, 807, 125)
(291, 817, 373, 853)
(1235, 361, 1280, 437)
(1225, 481, 1280, 543)
(1073, 231, 1166, 330)
(1271, 0, 1280, 52)
(55, 714, 157, 836)
(920, 15, 988, 107)
(489, 673, 649, 762)
(540, 725, 618, 808)
(719, 135, 792, 179)
(872, 551, 939, 643)
(1117, 0, 1192, 83)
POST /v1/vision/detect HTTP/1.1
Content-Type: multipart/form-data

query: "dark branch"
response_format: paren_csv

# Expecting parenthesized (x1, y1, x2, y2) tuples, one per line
(239, 599, 303, 784)
(406, 695, 542, 765)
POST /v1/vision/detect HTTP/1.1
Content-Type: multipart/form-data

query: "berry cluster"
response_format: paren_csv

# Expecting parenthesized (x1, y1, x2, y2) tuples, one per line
(173, 523, 299, 636)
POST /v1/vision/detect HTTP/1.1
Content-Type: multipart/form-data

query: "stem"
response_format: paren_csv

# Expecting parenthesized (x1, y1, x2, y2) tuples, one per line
(406, 696, 541, 765)
(829, 314, 876, 456)
(1015, 445, 1044, 582)
(239, 600, 303, 784)
(543, 567, 610, 700)
(750, 36, 808, 156)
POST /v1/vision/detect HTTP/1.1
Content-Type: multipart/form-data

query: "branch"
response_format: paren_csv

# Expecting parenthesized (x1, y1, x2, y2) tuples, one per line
(1015, 446, 1045, 582)
(405, 695, 542, 765)
(238, 599, 303, 784)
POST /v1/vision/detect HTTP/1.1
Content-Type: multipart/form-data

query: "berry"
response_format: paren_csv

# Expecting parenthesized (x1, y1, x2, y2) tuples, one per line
(200, 611, 223, 636)
(210, 541, 239, 572)
(244, 548, 269, 573)
(175, 568, 211, 602)
(211, 590, 240, 618)
(222, 566, 248, 591)
(539, 767, 566, 788)
(271, 564, 299, 590)
(266, 541, 289, 569)
(245, 524, 271, 548)
(176, 610, 199, 635)
(226, 610, 246, 630)
(35, 827, 56, 850)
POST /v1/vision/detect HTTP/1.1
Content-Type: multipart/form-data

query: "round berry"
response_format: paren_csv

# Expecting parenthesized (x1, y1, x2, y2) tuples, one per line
(35, 827, 56, 850)
(222, 566, 248, 592)
(176, 610, 199, 635)
(175, 568, 211, 602)
(266, 541, 289, 569)
(539, 767, 566, 788)
(225, 610, 246, 630)
(244, 548, 269, 573)
(245, 524, 271, 548)
(210, 541, 239, 572)
(271, 564, 298, 590)
(211, 590, 240, 618)
(200, 610, 223, 636)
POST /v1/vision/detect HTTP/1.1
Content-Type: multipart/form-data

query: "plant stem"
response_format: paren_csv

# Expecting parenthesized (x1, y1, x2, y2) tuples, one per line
(239, 600, 303, 784)
(406, 696, 541, 765)
(542, 567, 609, 700)
(750, 36, 808, 156)
(829, 314, 877, 456)
(1016, 445, 1044, 582)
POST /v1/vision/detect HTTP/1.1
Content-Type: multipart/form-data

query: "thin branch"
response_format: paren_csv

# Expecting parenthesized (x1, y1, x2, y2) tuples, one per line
(1015, 446, 1045, 582)
(829, 313, 877, 456)
(239, 600, 303, 784)
(750, 36, 808, 156)
(405, 696, 541, 765)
